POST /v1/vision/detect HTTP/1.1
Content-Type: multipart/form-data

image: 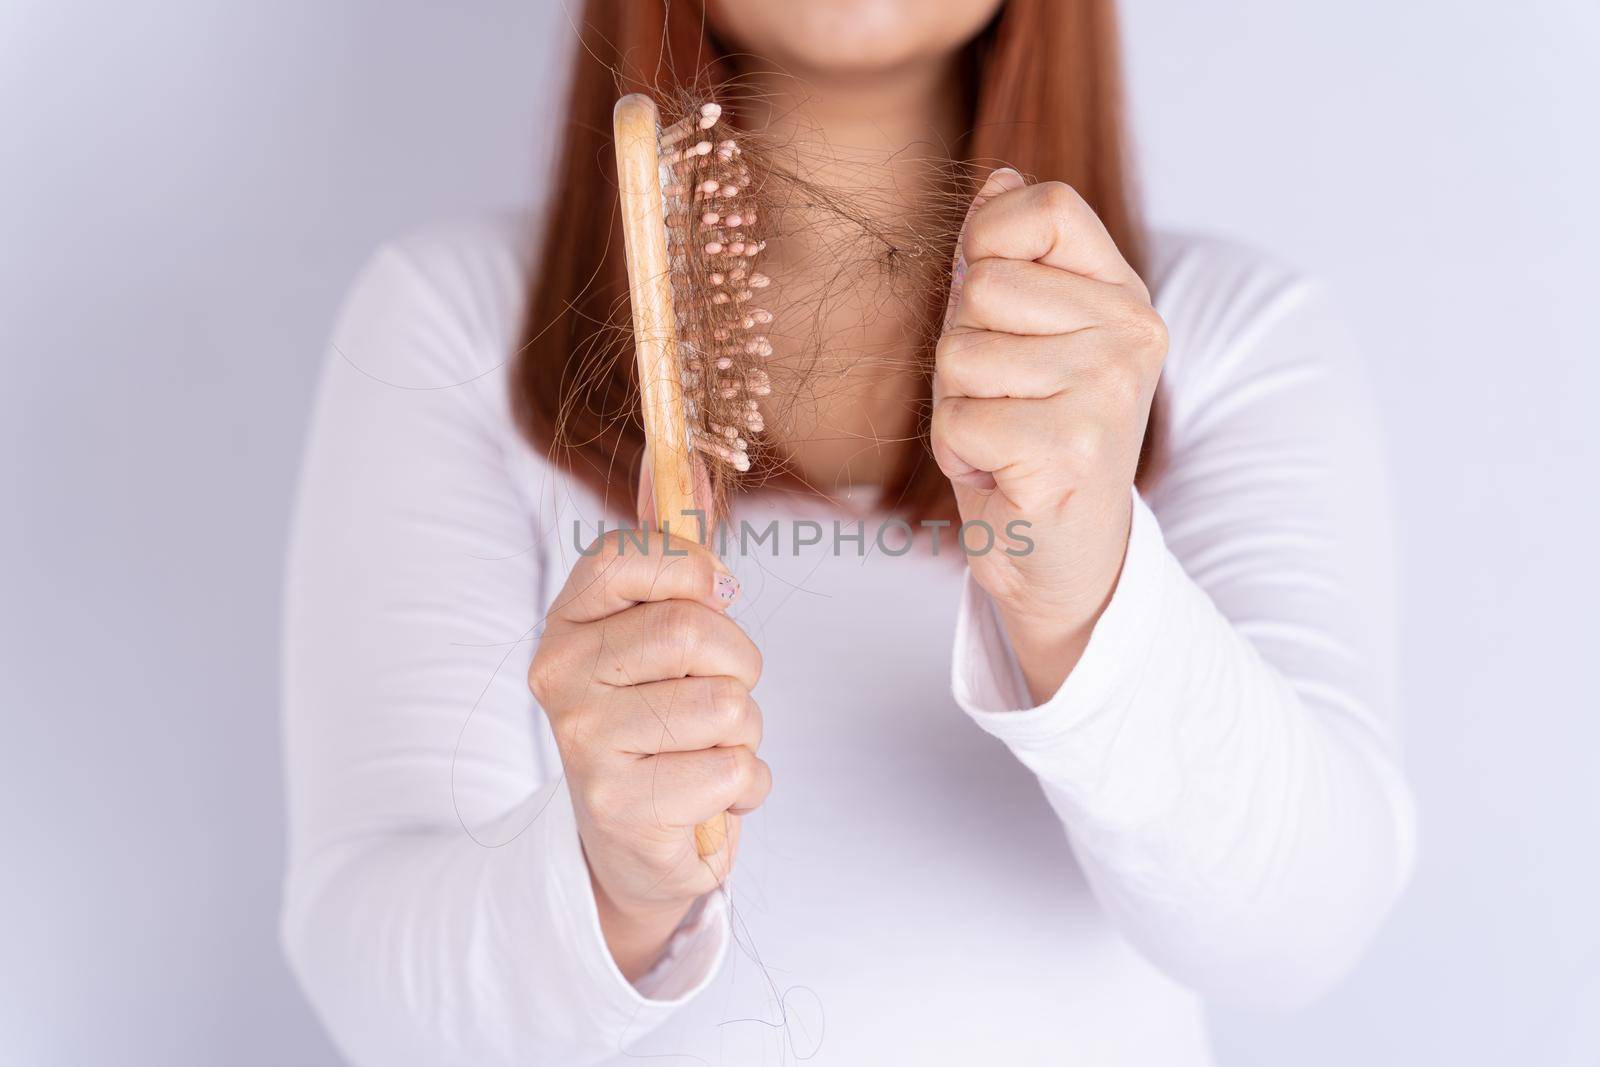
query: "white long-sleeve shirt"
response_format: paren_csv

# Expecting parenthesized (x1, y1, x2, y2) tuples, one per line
(281, 213, 1414, 1066)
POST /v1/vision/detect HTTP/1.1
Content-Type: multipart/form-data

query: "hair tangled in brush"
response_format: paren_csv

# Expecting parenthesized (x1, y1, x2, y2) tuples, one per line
(658, 101, 774, 478)
(515, 0, 1155, 522)
(643, 84, 986, 514)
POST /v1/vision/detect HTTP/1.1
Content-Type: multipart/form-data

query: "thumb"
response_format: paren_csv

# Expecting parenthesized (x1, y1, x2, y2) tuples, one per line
(943, 166, 1026, 331)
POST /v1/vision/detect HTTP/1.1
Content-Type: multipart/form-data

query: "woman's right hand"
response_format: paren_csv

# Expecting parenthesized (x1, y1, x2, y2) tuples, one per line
(529, 530, 768, 980)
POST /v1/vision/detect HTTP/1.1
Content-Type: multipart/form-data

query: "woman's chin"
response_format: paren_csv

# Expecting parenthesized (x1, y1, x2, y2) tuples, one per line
(707, 0, 1003, 80)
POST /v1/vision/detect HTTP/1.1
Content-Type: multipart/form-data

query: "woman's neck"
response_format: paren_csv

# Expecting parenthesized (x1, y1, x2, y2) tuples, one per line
(739, 60, 964, 494)
(745, 59, 963, 184)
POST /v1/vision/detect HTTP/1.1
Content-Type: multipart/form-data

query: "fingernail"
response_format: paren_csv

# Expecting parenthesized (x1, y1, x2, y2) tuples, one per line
(947, 167, 1025, 329)
(980, 166, 1025, 197)
(714, 573, 740, 604)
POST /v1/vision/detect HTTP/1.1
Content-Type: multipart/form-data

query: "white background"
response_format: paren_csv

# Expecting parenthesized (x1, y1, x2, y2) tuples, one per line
(3, 1, 1596, 1064)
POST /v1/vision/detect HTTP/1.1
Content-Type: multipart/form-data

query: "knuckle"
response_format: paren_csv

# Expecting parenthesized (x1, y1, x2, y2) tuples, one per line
(1062, 423, 1109, 471)
(707, 677, 747, 732)
(552, 713, 598, 765)
(932, 395, 967, 435)
(1099, 359, 1145, 410)
(931, 398, 974, 457)
(688, 547, 719, 593)
(577, 773, 620, 818)
(641, 545, 679, 593)
(591, 529, 629, 568)
(527, 650, 559, 704)
(702, 748, 742, 798)
(744, 698, 765, 749)
(1038, 180, 1084, 217)
(658, 600, 708, 656)
(961, 257, 1001, 313)
(569, 534, 628, 602)
(746, 637, 764, 685)
(1120, 303, 1169, 357)
(720, 747, 758, 795)
(936, 331, 984, 387)
(930, 400, 955, 446)
(748, 755, 774, 802)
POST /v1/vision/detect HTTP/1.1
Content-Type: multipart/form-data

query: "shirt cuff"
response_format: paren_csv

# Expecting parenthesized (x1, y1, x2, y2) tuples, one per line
(952, 490, 1167, 746)
(633, 891, 729, 1000)
(541, 784, 730, 1022)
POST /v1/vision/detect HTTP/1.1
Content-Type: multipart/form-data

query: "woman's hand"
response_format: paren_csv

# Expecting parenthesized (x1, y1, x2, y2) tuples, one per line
(529, 531, 768, 981)
(932, 168, 1167, 703)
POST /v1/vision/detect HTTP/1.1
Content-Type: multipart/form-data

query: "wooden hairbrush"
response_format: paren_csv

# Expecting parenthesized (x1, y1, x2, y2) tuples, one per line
(613, 93, 772, 857)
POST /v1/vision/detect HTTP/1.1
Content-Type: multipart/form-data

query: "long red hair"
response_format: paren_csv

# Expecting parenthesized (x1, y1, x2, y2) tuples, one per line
(514, 0, 1151, 519)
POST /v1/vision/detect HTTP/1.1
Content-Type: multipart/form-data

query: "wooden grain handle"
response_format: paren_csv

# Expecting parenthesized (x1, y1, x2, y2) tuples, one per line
(614, 93, 729, 859)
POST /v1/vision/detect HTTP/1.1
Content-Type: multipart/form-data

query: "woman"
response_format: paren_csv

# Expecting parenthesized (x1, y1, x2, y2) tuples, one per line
(281, 1, 1414, 1063)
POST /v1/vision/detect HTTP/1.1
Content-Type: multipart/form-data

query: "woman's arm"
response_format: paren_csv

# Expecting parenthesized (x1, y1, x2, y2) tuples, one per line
(280, 229, 727, 1066)
(938, 178, 1414, 1005)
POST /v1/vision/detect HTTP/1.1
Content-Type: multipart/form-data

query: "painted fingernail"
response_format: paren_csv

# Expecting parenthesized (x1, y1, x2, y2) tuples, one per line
(715, 573, 740, 604)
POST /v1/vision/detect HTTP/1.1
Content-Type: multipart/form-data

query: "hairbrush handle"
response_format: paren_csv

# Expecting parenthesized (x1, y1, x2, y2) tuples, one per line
(614, 95, 698, 532)
(614, 93, 730, 859)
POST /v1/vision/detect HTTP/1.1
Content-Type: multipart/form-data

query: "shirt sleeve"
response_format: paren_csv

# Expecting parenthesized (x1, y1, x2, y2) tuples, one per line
(951, 267, 1416, 1007)
(280, 230, 727, 1067)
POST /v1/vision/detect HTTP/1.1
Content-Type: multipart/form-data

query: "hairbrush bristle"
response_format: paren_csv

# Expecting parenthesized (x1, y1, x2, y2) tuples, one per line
(660, 100, 771, 475)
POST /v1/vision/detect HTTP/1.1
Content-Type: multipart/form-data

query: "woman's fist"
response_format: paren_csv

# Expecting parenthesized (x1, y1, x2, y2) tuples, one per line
(933, 169, 1167, 702)
(530, 530, 768, 978)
